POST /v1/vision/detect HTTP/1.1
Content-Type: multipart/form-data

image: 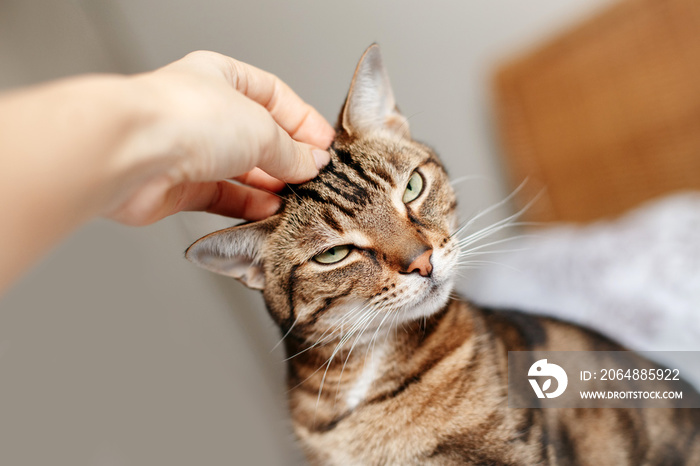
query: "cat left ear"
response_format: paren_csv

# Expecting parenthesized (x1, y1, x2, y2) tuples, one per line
(340, 44, 410, 138)
(185, 216, 279, 290)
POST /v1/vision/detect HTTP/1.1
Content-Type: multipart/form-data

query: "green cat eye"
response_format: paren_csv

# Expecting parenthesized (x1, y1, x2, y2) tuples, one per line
(402, 171, 424, 203)
(313, 245, 352, 264)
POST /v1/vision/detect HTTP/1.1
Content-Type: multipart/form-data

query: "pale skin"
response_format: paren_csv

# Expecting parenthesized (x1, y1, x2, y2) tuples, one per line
(0, 51, 335, 293)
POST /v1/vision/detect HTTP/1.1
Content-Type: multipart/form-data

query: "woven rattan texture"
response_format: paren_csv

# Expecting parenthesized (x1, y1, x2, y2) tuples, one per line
(493, 0, 700, 223)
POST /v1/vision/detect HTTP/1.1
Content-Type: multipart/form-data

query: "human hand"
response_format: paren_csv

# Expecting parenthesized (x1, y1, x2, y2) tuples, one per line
(106, 51, 334, 226)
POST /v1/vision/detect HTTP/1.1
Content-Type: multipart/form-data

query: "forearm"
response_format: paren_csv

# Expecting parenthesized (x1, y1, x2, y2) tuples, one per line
(0, 75, 158, 292)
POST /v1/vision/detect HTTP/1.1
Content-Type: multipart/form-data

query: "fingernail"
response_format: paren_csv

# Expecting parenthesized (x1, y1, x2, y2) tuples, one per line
(312, 150, 331, 170)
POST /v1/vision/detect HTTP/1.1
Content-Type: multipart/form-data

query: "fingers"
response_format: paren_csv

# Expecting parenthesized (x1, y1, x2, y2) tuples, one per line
(221, 96, 329, 184)
(179, 51, 335, 149)
(226, 59, 335, 149)
(107, 178, 281, 225)
(176, 181, 281, 221)
(160, 51, 332, 183)
(233, 167, 286, 192)
(256, 121, 331, 183)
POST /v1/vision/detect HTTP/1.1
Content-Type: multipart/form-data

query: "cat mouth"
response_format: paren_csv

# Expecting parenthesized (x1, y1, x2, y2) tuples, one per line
(425, 280, 447, 301)
(401, 277, 453, 321)
(423, 281, 439, 296)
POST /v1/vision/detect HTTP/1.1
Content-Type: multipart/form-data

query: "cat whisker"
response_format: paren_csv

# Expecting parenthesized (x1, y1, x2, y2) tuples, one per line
(271, 314, 301, 352)
(357, 305, 388, 364)
(284, 182, 315, 211)
(397, 111, 422, 145)
(360, 307, 399, 398)
(456, 220, 524, 250)
(456, 219, 538, 255)
(313, 304, 366, 345)
(453, 185, 545, 259)
(226, 179, 286, 200)
(307, 321, 366, 417)
(334, 304, 387, 403)
(449, 174, 493, 187)
(314, 301, 371, 342)
(328, 301, 382, 338)
(364, 304, 396, 365)
(455, 234, 534, 273)
(314, 303, 375, 368)
(283, 303, 367, 362)
(319, 302, 373, 341)
(459, 247, 531, 258)
(385, 304, 404, 346)
(455, 259, 523, 270)
(318, 305, 378, 412)
(458, 235, 536, 256)
(284, 304, 374, 396)
(456, 209, 534, 246)
(455, 258, 525, 274)
(451, 178, 530, 239)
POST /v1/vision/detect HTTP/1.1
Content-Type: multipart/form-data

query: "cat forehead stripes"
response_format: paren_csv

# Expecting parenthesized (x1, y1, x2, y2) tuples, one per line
(277, 136, 445, 244)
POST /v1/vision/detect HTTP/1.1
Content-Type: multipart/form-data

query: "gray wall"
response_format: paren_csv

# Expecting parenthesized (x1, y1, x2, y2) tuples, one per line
(0, 0, 612, 464)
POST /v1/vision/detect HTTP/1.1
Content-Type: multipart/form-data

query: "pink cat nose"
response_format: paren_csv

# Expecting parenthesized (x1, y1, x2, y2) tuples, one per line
(407, 249, 433, 277)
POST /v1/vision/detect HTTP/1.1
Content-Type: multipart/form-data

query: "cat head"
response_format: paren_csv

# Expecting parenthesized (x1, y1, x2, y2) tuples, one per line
(186, 45, 459, 340)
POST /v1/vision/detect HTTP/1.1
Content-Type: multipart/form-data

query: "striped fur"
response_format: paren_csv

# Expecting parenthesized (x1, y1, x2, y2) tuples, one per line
(186, 45, 700, 464)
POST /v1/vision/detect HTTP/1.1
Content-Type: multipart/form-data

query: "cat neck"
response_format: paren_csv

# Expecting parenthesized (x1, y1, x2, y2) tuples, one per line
(283, 297, 478, 428)
(283, 299, 455, 371)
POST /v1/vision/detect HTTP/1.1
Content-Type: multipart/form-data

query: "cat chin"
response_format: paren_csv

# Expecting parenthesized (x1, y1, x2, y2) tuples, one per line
(399, 278, 455, 324)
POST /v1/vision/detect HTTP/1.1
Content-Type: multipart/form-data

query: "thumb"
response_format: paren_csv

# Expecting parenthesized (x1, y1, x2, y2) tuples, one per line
(257, 122, 331, 184)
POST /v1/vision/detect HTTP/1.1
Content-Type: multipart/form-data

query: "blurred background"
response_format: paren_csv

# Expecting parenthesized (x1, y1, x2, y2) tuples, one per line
(6, 0, 696, 464)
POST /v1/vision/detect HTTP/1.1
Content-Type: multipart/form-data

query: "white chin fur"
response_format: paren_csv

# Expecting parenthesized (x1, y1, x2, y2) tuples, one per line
(399, 277, 455, 323)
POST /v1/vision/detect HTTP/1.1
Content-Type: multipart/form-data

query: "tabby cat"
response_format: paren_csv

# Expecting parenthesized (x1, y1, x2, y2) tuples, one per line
(186, 45, 700, 465)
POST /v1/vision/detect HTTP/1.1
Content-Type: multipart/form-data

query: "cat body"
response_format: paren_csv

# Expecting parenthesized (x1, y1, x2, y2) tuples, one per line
(187, 45, 700, 464)
(286, 300, 700, 465)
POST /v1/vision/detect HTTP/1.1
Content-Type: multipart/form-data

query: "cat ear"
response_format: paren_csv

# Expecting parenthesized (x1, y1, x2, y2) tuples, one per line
(185, 216, 279, 290)
(340, 44, 410, 138)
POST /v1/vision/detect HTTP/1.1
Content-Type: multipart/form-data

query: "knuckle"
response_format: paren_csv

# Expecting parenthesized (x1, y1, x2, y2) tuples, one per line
(241, 189, 256, 219)
(183, 50, 223, 63)
(111, 203, 157, 227)
(205, 181, 227, 213)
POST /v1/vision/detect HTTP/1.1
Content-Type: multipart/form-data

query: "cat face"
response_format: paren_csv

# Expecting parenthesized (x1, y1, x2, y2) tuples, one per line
(186, 45, 459, 341)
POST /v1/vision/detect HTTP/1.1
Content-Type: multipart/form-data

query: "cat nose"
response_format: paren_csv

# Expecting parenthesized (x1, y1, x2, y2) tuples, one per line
(407, 249, 433, 277)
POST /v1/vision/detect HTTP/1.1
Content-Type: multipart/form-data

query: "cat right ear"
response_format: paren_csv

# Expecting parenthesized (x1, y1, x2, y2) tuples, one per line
(340, 44, 410, 138)
(185, 216, 279, 290)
